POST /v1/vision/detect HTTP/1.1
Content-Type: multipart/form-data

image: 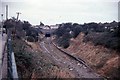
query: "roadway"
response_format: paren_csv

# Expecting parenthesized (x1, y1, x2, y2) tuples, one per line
(39, 37, 103, 78)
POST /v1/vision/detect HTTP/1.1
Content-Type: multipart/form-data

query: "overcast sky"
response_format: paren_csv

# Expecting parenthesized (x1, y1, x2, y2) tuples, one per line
(0, 0, 119, 25)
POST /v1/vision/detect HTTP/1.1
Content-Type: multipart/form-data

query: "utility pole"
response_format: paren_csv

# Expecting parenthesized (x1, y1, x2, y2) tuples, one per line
(6, 5, 8, 20)
(16, 12, 21, 20)
(1, 14, 3, 36)
(14, 12, 21, 39)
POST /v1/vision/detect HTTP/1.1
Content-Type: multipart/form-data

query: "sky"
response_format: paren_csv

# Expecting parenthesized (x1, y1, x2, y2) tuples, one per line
(0, 0, 119, 25)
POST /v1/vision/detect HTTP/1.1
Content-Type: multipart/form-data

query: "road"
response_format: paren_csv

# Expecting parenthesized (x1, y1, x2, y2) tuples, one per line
(39, 37, 103, 78)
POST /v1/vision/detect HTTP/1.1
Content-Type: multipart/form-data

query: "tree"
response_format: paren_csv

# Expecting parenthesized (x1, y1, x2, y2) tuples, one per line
(23, 21, 31, 30)
(113, 22, 120, 37)
(4, 19, 15, 29)
(40, 22, 44, 26)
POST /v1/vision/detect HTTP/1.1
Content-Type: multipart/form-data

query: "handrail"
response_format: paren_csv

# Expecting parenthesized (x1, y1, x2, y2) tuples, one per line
(7, 31, 18, 80)
(11, 52, 18, 79)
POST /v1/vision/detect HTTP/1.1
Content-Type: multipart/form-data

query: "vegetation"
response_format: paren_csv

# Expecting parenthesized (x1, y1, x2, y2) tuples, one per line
(83, 32, 120, 51)
(83, 22, 120, 52)
(54, 21, 119, 51)
(40, 21, 44, 26)
(12, 39, 33, 78)
(55, 23, 82, 48)
(3, 18, 39, 42)
(12, 38, 73, 78)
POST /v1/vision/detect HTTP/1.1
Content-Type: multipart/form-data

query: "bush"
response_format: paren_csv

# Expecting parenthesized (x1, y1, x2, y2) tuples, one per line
(57, 36, 70, 48)
(55, 22, 119, 49)
(55, 23, 82, 48)
(12, 39, 33, 78)
(34, 36, 38, 42)
(27, 36, 35, 42)
(84, 32, 120, 52)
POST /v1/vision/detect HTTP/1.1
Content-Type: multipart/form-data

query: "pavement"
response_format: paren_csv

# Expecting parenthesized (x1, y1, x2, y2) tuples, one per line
(0, 33, 7, 79)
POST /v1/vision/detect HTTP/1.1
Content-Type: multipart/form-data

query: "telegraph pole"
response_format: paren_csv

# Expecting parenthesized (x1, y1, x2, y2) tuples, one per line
(1, 14, 3, 36)
(14, 12, 21, 39)
(16, 12, 21, 20)
(6, 5, 8, 20)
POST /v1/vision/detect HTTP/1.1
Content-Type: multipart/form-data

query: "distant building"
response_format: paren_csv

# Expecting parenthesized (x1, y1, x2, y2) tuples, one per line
(50, 25, 59, 29)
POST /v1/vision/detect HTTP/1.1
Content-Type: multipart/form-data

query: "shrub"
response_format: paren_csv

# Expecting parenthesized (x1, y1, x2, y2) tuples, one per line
(27, 36, 35, 42)
(84, 32, 120, 52)
(56, 36, 70, 48)
(12, 39, 33, 78)
(34, 36, 38, 42)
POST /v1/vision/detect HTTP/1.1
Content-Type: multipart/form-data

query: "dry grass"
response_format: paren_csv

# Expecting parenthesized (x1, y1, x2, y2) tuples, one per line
(66, 32, 120, 78)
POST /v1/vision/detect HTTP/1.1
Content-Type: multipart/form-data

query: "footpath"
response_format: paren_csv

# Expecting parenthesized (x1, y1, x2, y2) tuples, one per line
(0, 33, 7, 79)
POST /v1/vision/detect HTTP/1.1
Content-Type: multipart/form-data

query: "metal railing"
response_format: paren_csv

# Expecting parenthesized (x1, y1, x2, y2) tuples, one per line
(7, 31, 18, 80)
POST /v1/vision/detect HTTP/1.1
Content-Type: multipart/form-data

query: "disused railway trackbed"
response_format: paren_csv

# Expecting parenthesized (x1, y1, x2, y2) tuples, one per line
(39, 39, 103, 78)
(52, 42, 93, 72)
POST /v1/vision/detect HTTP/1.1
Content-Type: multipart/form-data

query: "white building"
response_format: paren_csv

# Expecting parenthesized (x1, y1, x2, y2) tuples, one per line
(50, 25, 59, 29)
